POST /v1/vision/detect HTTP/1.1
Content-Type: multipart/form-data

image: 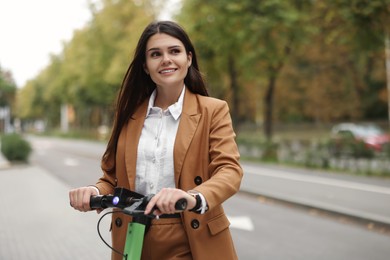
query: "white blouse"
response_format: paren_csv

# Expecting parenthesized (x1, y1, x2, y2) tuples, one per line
(135, 87, 185, 195)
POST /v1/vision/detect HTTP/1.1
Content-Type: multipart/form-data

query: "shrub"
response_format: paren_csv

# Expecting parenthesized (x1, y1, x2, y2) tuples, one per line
(352, 141, 374, 159)
(383, 143, 390, 158)
(262, 141, 279, 162)
(327, 136, 374, 159)
(1, 133, 32, 162)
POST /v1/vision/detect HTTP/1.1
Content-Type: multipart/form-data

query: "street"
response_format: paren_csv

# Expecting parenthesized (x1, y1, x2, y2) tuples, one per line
(28, 135, 390, 260)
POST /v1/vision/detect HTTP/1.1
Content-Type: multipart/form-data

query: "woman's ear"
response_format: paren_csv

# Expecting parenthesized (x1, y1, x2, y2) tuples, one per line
(187, 52, 193, 68)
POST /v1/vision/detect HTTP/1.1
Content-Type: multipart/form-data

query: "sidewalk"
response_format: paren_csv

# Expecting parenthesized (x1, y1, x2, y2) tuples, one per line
(0, 158, 111, 260)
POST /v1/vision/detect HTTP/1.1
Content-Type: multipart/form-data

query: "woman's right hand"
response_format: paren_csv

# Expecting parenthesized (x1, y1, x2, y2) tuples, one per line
(69, 186, 98, 212)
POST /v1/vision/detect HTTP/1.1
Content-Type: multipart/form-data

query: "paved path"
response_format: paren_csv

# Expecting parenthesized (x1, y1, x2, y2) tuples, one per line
(0, 163, 111, 260)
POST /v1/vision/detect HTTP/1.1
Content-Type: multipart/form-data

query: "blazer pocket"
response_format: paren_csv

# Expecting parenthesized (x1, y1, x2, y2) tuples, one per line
(207, 214, 230, 236)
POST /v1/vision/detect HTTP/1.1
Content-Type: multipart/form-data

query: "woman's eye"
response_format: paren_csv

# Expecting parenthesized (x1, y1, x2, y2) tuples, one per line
(150, 51, 161, 57)
(170, 49, 181, 54)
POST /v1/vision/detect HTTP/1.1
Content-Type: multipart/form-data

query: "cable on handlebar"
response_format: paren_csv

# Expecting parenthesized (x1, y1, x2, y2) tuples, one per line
(92, 188, 187, 259)
(97, 210, 127, 259)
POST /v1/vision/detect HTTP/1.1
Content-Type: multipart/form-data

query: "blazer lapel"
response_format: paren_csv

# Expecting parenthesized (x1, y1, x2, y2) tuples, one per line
(174, 90, 201, 187)
(125, 100, 148, 191)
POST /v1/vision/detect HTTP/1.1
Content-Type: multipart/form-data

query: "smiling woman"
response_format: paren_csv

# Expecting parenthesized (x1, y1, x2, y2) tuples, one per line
(69, 20, 243, 260)
(144, 33, 192, 109)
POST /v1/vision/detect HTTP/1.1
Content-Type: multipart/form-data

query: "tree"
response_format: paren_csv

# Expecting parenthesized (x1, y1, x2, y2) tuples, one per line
(244, 0, 313, 140)
(0, 65, 17, 107)
(178, 1, 245, 126)
(0, 65, 17, 132)
(16, 0, 155, 129)
(179, 0, 314, 140)
(332, 0, 390, 125)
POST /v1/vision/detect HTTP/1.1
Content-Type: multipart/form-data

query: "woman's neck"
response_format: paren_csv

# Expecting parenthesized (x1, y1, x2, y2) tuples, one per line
(154, 85, 184, 110)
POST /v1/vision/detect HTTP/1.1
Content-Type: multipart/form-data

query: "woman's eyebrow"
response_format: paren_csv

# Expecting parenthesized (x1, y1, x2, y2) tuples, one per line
(168, 45, 182, 49)
(146, 45, 182, 52)
(146, 47, 160, 53)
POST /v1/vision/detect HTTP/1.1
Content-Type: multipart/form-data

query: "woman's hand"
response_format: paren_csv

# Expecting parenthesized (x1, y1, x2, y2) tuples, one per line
(69, 186, 98, 212)
(144, 188, 197, 216)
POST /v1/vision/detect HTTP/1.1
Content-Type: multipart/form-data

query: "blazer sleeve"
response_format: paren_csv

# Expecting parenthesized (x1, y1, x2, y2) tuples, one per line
(194, 100, 243, 210)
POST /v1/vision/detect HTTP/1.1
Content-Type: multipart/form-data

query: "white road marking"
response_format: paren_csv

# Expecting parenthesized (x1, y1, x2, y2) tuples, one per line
(64, 158, 79, 167)
(243, 165, 390, 195)
(228, 216, 254, 231)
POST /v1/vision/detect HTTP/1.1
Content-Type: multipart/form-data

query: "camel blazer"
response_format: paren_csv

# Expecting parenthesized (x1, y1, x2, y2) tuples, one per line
(96, 89, 243, 260)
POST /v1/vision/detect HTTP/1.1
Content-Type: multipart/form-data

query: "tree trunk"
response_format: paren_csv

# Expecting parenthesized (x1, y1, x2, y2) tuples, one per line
(264, 73, 277, 141)
(385, 31, 390, 129)
(228, 55, 239, 129)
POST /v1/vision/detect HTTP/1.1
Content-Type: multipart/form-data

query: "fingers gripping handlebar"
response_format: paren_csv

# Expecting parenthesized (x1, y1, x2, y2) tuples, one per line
(90, 187, 187, 216)
(89, 188, 187, 258)
(90, 187, 144, 209)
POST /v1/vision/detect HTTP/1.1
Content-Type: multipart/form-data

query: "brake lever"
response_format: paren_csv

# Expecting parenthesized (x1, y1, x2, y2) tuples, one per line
(121, 194, 187, 218)
(122, 200, 148, 217)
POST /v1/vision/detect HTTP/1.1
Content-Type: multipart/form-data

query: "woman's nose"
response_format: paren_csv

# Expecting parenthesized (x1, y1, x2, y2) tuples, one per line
(162, 53, 172, 64)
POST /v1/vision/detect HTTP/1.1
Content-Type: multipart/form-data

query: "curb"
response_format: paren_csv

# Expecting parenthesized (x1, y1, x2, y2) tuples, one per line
(240, 188, 390, 231)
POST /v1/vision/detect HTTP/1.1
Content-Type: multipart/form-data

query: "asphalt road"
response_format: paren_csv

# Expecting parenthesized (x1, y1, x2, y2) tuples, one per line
(28, 135, 390, 260)
(241, 162, 390, 226)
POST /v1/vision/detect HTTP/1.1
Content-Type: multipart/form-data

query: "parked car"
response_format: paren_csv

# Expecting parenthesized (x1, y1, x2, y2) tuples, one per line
(330, 123, 390, 153)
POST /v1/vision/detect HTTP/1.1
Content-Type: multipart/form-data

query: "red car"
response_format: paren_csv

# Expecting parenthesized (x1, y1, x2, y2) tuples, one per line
(331, 123, 390, 152)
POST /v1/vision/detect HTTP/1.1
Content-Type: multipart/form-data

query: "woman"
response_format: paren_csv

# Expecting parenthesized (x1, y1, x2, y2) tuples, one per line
(69, 20, 243, 260)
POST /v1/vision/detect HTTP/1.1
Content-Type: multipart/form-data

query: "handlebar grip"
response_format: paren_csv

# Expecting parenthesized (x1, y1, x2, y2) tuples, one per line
(90, 195, 104, 209)
(90, 195, 115, 209)
(175, 198, 187, 211)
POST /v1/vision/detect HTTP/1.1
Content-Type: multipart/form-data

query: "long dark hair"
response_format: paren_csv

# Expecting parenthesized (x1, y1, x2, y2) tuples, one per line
(102, 20, 208, 173)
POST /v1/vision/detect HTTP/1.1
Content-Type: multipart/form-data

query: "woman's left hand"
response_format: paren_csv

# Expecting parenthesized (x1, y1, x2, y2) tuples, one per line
(144, 188, 196, 216)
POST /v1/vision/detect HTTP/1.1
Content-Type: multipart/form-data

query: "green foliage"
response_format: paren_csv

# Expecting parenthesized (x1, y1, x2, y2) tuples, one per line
(16, 0, 155, 127)
(382, 143, 390, 159)
(327, 135, 374, 159)
(178, 0, 322, 140)
(178, 0, 389, 126)
(12, 0, 390, 136)
(0, 65, 17, 107)
(261, 142, 279, 162)
(236, 135, 279, 162)
(1, 134, 32, 162)
(238, 131, 389, 176)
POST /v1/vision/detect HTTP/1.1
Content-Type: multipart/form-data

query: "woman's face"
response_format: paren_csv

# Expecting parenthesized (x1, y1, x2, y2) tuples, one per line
(144, 33, 192, 90)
